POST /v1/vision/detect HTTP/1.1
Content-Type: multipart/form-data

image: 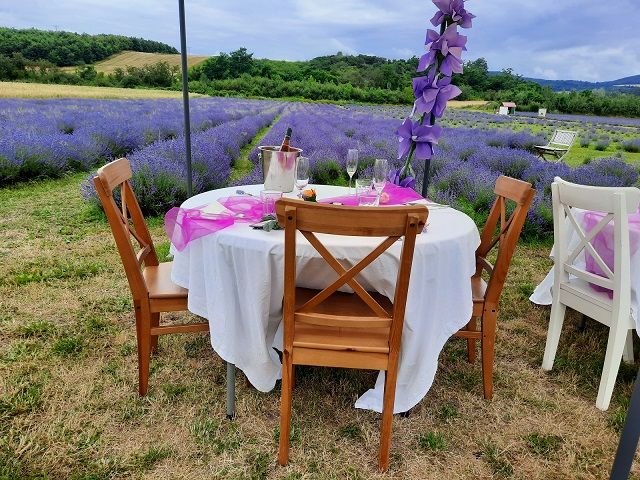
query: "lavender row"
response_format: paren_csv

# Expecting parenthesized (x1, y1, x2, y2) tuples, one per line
(83, 107, 281, 214)
(0, 97, 281, 185)
(235, 104, 638, 237)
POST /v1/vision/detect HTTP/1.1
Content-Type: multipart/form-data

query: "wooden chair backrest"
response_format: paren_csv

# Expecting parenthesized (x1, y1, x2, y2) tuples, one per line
(93, 158, 159, 301)
(476, 176, 536, 307)
(549, 129, 578, 148)
(275, 199, 428, 350)
(552, 177, 640, 308)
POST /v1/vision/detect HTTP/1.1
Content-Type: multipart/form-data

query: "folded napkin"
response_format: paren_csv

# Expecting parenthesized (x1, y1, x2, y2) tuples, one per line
(165, 196, 264, 251)
(319, 183, 423, 206)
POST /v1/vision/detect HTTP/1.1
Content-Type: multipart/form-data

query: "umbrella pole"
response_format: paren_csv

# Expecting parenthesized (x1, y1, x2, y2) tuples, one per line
(421, 159, 431, 198)
(178, 0, 193, 197)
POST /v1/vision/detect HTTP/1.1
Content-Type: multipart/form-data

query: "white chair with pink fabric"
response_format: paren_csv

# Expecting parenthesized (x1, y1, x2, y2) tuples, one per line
(542, 177, 640, 410)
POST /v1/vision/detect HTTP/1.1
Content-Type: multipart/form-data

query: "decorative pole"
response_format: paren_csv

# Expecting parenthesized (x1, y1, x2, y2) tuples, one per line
(178, 0, 193, 197)
(389, 0, 474, 198)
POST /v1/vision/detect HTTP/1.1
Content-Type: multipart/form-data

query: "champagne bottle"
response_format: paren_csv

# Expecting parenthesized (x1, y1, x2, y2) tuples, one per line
(279, 127, 292, 152)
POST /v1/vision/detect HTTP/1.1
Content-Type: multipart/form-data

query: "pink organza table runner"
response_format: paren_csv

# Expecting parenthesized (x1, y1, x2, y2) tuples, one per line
(318, 183, 423, 206)
(165, 185, 424, 251)
(582, 209, 640, 298)
(165, 196, 264, 251)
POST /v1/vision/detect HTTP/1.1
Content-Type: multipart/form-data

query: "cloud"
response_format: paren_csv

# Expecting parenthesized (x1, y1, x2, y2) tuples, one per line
(1, 0, 637, 81)
(533, 67, 558, 81)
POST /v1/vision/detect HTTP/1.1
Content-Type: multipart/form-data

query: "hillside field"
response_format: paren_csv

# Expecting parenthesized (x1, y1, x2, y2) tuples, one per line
(62, 51, 210, 74)
(0, 82, 204, 99)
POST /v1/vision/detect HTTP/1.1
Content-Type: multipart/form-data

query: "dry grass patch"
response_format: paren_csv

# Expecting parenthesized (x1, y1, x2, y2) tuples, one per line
(0, 82, 204, 99)
(0, 174, 639, 478)
(61, 51, 209, 75)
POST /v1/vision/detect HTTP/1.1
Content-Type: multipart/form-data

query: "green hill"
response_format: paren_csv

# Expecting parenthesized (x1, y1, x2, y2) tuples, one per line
(0, 27, 178, 67)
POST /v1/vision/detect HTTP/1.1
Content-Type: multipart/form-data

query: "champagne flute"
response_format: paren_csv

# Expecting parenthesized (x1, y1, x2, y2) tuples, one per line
(295, 156, 310, 198)
(373, 159, 389, 205)
(346, 149, 358, 194)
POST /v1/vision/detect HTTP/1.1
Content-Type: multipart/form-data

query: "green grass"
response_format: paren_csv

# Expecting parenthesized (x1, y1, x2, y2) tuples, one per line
(417, 431, 447, 451)
(231, 114, 282, 182)
(525, 432, 563, 456)
(0, 170, 637, 478)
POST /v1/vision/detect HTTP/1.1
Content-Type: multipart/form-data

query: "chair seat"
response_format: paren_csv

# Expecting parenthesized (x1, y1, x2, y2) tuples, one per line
(143, 262, 187, 299)
(560, 277, 613, 312)
(293, 324, 390, 353)
(292, 288, 392, 354)
(471, 276, 487, 316)
(295, 287, 393, 318)
(535, 145, 567, 152)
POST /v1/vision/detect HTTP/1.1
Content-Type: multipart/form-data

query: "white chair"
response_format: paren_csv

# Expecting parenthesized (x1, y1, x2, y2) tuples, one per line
(542, 177, 640, 410)
(534, 129, 578, 162)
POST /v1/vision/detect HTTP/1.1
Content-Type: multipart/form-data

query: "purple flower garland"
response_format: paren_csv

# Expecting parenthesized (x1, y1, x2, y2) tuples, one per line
(389, 0, 474, 195)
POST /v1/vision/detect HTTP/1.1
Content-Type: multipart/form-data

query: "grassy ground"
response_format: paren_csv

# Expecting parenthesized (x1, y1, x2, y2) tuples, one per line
(61, 51, 209, 75)
(0, 82, 204, 99)
(1, 174, 639, 479)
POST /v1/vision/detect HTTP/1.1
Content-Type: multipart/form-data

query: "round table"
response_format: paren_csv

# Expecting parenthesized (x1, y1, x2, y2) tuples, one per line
(171, 184, 480, 413)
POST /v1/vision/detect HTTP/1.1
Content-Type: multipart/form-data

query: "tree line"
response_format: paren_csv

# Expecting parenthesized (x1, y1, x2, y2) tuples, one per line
(0, 27, 177, 66)
(0, 34, 639, 117)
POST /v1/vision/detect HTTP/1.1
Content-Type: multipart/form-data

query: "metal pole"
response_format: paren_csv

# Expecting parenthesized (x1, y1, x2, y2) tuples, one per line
(226, 362, 236, 419)
(421, 159, 431, 198)
(610, 367, 640, 479)
(178, 0, 193, 197)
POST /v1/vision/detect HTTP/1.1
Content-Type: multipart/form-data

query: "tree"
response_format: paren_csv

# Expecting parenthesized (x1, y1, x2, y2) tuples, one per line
(228, 47, 254, 77)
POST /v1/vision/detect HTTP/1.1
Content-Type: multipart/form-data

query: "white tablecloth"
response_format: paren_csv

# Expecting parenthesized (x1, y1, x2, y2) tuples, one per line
(530, 209, 640, 331)
(171, 184, 480, 413)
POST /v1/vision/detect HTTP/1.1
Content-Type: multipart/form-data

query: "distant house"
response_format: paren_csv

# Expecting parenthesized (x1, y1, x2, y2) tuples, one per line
(501, 102, 517, 115)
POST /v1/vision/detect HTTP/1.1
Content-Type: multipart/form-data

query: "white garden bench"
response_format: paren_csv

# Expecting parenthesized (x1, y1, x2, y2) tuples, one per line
(534, 129, 578, 162)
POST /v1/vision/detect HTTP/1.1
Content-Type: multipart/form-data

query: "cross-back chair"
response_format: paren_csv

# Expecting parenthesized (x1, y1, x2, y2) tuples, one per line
(534, 129, 578, 162)
(275, 198, 428, 472)
(542, 177, 640, 410)
(454, 175, 535, 400)
(93, 158, 209, 396)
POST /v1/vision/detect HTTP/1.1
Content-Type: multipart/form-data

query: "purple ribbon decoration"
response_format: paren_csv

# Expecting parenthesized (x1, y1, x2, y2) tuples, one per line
(164, 196, 264, 251)
(583, 209, 640, 298)
(319, 183, 424, 206)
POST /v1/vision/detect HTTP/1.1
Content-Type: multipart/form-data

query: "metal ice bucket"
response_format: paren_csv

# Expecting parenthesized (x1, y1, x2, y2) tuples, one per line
(259, 146, 303, 193)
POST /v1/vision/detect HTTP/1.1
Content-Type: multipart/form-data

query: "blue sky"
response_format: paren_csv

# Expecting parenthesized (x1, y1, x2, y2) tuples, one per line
(1, 0, 639, 82)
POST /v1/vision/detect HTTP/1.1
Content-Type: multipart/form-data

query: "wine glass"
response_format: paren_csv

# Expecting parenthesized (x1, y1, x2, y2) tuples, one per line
(295, 156, 310, 198)
(373, 159, 389, 205)
(346, 149, 359, 194)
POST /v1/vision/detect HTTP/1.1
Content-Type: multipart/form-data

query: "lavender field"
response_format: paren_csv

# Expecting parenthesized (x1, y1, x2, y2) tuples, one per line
(1, 97, 639, 237)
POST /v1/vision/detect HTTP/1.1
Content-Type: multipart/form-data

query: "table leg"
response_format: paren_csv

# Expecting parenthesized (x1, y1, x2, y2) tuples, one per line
(578, 314, 588, 332)
(226, 362, 236, 420)
(610, 368, 640, 479)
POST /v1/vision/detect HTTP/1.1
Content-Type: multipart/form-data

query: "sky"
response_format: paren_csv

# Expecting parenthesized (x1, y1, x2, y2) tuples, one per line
(1, 0, 639, 82)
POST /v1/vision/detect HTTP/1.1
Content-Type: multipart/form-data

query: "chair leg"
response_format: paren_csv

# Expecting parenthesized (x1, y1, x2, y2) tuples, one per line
(226, 362, 236, 419)
(480, 311, 497, 400)
(379, 366, 398, 472)
(150, 312, 160, 353)
(278, 352, 294, 466)
(623, 331, 634, 365)
(135, 304, 151, 396)
(597, 321, 629, 411)
(542, 301, 567, 371)
(466, 318, 477, 364)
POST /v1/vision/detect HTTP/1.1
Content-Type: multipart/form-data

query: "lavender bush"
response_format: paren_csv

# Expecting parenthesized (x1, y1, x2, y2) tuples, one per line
(1, 96, 637, 239)
(0, 97, 281, 185)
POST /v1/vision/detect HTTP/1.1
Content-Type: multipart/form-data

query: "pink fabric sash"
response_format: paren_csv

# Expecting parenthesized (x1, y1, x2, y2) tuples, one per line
(319, 183, 423, 206)
(164, 196, 264, 251)
(583, 210, 640, 298)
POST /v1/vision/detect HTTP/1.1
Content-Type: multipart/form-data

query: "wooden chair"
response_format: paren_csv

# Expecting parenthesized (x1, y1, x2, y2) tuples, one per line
(542, 177, 640, 410)
(93, 158, 209, 396)
(454, 176, 535, 399)
(534, 129, 578, 162)
(275, 198, 428, 472)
